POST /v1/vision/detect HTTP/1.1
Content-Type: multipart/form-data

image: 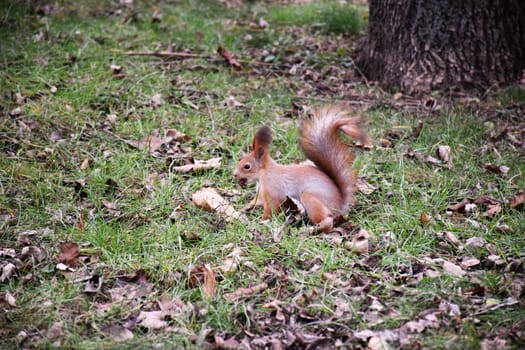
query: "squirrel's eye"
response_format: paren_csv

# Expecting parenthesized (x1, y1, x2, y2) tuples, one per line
(243, 163, 251, 170)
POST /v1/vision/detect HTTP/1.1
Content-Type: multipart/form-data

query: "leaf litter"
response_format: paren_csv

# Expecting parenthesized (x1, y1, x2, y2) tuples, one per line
(1, 1, 524, 349)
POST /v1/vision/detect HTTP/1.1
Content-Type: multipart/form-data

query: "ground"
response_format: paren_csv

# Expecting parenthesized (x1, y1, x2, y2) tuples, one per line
(1, 1, 524, 349)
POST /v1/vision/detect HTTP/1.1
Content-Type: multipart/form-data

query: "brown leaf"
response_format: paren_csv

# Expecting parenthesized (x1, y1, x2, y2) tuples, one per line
(444, 231, 460, 244)
(509, 188, 525, 209)
(110, 64, 122, 74)
(448, 201, 466, 212)
(223, 282, 268, 302)
(16, 92, 25, 105)
(117, 269, 151, 286)
(485, 254, 505, 266)
(107, 325, 134, 342)
(0, 263, 16, 282)
(437, 145, 452, 168)
(166, 128, 190, 142)
(461, 256, 481, 269)
(217, 46, 242, 69)
(484, 163, 509, 176)
(220, 247, 242, 273)
(150, 93, 164, 107)
(137, 134, 165, 153)
(221, 95, 245, 108)
(80, 158, 90, 170)
(21, 246, 46, 262)
(262, 300, 285, 322)
(465, 236, 486, 249)
(10, 107, 23, 116)
(173, 157, 222, 173)
(203, 264, 216, 298)
(443, 261, 466, 277)
(425, 155, 442, 166)
(379, 138, 393, 148)
(356, 177, 376, 194)
(191, 187, 240, 222)
(151, 5, 163, 22)
(189, 263, 216, 298)
(481, 337, 508, 350)
(482, 203, 502, 217)
(438, 300, 460, 317)
(57, 242, 79, 265)
(420, 212, 430, 226)
(50, 130, 64, 142)
(137, 310, 167, 329)
(5, 291, 16, 307)
(346, 228, 370, 254)
(85, 274, 103, 293)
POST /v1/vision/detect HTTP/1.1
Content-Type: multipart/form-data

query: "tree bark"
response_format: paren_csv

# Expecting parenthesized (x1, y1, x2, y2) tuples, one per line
(357, 0, 525, 94)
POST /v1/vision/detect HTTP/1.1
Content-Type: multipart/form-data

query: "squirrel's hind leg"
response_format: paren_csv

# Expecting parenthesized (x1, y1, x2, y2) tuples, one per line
(300, 192, 334, 233)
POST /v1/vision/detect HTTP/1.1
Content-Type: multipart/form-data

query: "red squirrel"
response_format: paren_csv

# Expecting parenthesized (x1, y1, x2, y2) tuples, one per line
(233, 105, 369, 232)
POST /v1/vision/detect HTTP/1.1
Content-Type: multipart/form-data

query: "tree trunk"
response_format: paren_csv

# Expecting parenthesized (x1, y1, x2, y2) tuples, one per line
(357, 0, 525, 94)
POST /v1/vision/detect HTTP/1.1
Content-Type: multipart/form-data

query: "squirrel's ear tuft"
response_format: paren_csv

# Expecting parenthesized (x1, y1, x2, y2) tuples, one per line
(254, 126, 273, 147)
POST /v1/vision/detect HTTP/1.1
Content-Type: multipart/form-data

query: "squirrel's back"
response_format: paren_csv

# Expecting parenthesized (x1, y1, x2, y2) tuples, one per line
(299, 106, 368, 211)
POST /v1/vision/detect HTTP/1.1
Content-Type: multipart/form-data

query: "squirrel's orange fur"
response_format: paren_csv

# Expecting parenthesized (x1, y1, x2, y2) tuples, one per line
(233, 105, 369, 232)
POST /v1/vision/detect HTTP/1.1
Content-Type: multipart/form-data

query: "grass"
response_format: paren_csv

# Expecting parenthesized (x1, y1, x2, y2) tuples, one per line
(1, 0, 525, 349)
(268, 1, 365, 35)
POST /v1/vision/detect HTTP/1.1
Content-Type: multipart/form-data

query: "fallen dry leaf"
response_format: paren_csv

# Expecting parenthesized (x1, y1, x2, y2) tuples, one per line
(509, 188, 525, 209)
(346, 228, 370, 254)
(445, 231, 460, 244)
(137, 310, 167, 329)
(107, 324, 134, 342)
(136, 134, 165, 153)
(482, 203, 501, 217)
(420, 212, 430, 226)
(203, 264, 216, 298)
(443, 261, 466, 277)
(485, 254, 505, 266)
(0, 263, 16, 282)
(166, 128, 190, 142)
(484, 163, 509, 176)
(465, 236, 486, 249)
(481, 337, 508, 350)
(448, 200, 469, 213)
(110, 64, 122, 74)
(16, 92, 25, 105)
(189, 263, 216, 298)
(262, 300, 285, 322)
(172, 157, 222, 173)
(439, 300, 460, 317)
(223, 282, 268, 302)
(151, 5, 163, 21)
(220, 247, 243, 273)
(21, 246, 46, 262)
(85, 274, 103, 293)
(461, 256, 481, 269)
(10, 107, 23, 116)
(217, 46, 242, 69)
(5, 291, 16, 307)
(221, 95, 245, 108)
(56, 263, 73, 271)
(356, 177, 376, 194)
(192, 187, 241, 222)
(80, 158, 90, 170)
(425, 155, 442, 166)
(437, 145, 452, 168)
(150, 93, 164, 107)
(57, 242, 79, 265)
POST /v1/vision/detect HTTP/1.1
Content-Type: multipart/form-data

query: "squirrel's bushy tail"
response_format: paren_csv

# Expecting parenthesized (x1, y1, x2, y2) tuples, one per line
(299, 105, 368, 211)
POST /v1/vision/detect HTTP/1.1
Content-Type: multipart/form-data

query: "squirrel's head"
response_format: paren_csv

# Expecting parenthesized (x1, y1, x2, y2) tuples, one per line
(233, 126, 272, 188)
